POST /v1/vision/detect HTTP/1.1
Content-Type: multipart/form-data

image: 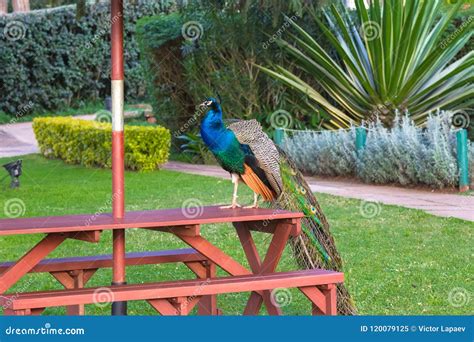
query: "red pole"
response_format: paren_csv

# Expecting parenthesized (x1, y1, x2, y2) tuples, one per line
(111, 0, 126, 315)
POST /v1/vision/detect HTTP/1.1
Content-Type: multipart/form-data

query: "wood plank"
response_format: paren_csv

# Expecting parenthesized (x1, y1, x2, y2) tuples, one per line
(236, 222, 292, 315)
(0, 233, 67, 293)
(1, 269, 344, 310)
(145, 225, 200, 237)
(177, 235, 251, 276)
(148, 299, 179, 315)
(241, 219, 301, 237)
(0, 249, 205, 274)
(0, 206, 303, 236)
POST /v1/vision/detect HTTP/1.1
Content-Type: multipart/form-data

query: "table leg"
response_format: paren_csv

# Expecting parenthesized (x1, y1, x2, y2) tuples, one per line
(176, 235, 270, 306)
(235, 222, 292, 315)
(112, 228, 127, 315)
(0, 233, 67, 294)
(177, 222, 293, 316)
(51, 269, 98, 315)
(184, 261, 218, 315)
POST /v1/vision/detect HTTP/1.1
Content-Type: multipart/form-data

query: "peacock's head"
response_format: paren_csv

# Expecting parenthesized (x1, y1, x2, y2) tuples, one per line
(199, 96, 222, 112)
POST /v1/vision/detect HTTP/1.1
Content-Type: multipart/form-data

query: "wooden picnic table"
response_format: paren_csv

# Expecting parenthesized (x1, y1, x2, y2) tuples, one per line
(0, 206, 332, 315)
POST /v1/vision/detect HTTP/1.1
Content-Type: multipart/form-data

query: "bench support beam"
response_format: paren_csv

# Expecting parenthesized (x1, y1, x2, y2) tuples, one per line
(184, 261, 218, 315)
(51, 269, 98, 315)
(235, 222, 292, 316)
(0, 233, 68, 293)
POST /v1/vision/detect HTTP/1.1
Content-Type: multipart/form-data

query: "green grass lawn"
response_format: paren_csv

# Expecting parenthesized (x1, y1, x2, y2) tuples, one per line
(0, 155, 472, 315)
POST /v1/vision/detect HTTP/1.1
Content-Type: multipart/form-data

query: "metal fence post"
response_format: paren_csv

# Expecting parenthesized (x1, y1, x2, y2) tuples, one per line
(355, 127, 367, 157)
(274, 128, 285, 146)
(456, 129, 469, 192)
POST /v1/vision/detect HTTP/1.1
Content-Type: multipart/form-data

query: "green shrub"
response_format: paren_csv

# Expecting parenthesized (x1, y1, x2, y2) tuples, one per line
(260, 0, 473, 128)
(136, 1, 333, 136)
(136, 13, 190, 133)
(469, 142, 474, 188)
(0, 1, 174, 115)
(33, 117, 171, 171)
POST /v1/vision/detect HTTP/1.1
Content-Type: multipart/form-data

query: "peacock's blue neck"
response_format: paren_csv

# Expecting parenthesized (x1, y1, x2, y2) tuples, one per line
(200, 109, 233, 151)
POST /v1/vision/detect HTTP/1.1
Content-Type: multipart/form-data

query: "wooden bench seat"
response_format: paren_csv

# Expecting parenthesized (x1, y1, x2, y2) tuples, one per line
(0, 248, 206, 274)
(0, 269, 343, 316)
(0, 249, 215, 315)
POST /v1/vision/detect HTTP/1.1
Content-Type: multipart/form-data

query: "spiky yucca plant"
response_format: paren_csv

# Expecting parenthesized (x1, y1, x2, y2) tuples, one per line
(259, 0, 473, 128)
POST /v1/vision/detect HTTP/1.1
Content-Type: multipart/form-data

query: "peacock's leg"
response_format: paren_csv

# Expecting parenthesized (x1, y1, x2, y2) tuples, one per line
(244, 193, 259, 209)
(220, 173, 241, 209)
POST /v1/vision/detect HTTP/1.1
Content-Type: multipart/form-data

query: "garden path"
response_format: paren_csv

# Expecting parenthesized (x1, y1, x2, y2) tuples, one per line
(0, 115, 94, 157)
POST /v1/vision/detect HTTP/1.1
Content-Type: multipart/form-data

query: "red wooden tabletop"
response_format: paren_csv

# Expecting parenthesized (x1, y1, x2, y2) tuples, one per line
(0, 206, 303, 236)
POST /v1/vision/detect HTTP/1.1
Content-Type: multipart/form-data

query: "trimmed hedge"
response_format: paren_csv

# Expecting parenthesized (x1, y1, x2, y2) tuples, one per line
(0, 1, 174, 115)
(33, 117, 171, 171)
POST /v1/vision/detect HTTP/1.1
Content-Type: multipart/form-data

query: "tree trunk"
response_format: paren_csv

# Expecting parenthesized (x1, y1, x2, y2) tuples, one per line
(12, 0, 30, 12)
(0, 0, 7, 15)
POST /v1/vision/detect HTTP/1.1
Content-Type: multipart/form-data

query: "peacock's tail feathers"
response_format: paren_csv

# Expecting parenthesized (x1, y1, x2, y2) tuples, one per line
(268, 147, 357, 315)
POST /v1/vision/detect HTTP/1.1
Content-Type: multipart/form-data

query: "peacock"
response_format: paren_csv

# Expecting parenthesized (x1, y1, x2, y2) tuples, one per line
(199, 96, 356, 315)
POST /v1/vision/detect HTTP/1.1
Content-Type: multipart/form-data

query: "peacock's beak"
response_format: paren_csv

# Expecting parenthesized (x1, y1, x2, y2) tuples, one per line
(199, 100, 212, 108)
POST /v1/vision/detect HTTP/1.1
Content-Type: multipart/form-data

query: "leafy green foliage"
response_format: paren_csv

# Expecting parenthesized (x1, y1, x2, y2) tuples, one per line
(260, 0, 474, 128)
(177, 132, 216, 164)
(136, 12, 193, 134)
(137, 1, 333, 135)
(33, 117, 171, 171)
(0, 1, 173, 115)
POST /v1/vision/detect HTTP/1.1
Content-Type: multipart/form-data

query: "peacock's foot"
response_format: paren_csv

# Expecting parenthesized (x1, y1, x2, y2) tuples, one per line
(243, 203, 259, 209)
(219, 203, 242, 209)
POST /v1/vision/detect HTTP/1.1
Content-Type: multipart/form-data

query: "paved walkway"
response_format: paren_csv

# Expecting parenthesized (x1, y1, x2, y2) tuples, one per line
(164, 161, 474, 222)
(0, 115, 94, 157)
(1, 120, 473, 222)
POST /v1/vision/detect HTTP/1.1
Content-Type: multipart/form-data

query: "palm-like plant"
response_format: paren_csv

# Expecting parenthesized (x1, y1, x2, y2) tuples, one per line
(259, 0, 473, 128)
